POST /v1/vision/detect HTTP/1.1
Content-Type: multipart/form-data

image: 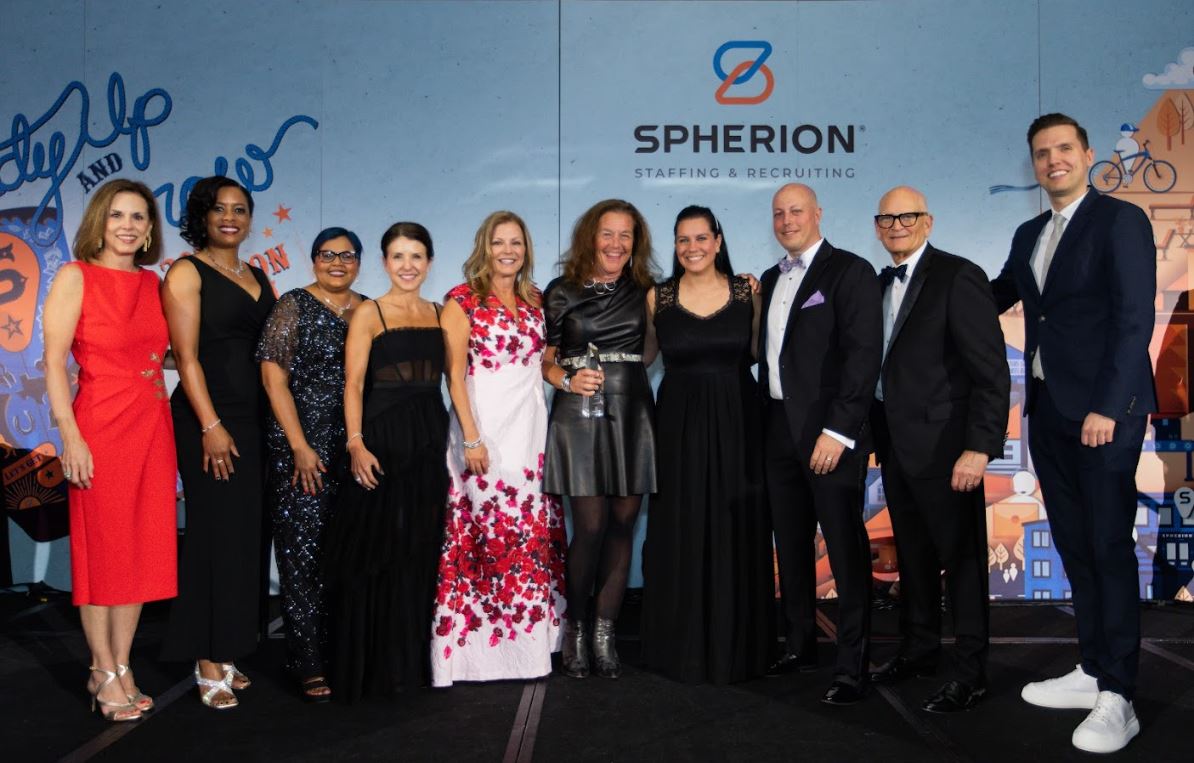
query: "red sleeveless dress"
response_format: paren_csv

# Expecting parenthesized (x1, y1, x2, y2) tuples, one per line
(69, 261, 177, 606)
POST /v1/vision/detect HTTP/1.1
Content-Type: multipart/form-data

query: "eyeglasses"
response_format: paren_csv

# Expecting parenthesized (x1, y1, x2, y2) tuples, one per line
(315, 250, 361, 263)
(874, 212, 928, 229)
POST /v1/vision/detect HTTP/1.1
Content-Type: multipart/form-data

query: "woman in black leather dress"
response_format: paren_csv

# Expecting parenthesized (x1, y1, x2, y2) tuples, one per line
(541, 199, 659, 679)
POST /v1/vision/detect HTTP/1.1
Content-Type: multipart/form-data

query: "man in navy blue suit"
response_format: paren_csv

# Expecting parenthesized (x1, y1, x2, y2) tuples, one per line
(991, 113, 1157, 754)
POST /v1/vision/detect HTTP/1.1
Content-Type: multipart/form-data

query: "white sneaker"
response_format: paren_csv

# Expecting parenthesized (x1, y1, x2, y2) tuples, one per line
(1072, 691, 1140, 753)
(1021, 664, 1099, 709)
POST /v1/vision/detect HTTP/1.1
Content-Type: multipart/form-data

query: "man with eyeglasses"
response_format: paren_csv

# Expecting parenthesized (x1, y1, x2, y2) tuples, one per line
(991, 113, 1156, 754)
(867, 186, 1009, 713)
(757, 183, 882, 705)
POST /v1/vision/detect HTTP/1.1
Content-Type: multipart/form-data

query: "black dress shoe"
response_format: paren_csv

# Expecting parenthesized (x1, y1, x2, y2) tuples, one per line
(765, 652, 818, 677)
(921, 680, 985, 713)
(821, 681, 867, 706)
(869, 656, 936, 685)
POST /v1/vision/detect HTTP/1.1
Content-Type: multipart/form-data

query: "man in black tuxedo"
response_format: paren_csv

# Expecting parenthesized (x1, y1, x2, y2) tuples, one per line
(866, 186, 1009, 713)
(991, 113, 1156, 754)
(757, 183, 882, 705)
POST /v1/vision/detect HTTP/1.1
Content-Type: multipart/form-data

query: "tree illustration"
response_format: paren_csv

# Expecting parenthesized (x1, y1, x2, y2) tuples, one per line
(1158, 97, 1182, 151)
(1180, 92, 1194, 146)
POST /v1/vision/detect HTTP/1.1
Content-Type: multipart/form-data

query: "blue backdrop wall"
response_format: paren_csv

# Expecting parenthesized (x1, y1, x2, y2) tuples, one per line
(2, 0, 1193, 599)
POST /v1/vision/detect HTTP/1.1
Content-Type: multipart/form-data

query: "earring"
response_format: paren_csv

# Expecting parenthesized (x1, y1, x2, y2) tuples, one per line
(143, 231, 152, 253)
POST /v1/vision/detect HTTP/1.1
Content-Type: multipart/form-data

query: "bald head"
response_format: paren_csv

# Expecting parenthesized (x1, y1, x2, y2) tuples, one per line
(875, 185, 933, 262)
(772, 184, 823, 255)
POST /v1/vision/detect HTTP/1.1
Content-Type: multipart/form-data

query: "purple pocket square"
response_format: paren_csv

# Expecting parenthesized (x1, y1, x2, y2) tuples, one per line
(801, 291, 825, 309)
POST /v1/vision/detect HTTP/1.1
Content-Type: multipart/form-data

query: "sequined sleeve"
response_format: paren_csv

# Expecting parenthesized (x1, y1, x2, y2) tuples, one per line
(255, 289, 303, 372)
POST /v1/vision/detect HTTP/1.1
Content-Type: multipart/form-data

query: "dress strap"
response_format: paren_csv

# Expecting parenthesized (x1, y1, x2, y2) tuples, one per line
(374, 300, 389, 331)
(433, 302, 442, 323)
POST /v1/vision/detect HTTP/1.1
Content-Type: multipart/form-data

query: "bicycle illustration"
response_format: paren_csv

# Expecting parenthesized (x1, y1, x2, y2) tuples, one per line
(1089, 140, 1177, 193)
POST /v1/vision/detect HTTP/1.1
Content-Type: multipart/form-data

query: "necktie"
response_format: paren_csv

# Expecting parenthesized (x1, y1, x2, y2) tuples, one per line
(1035, 213, 1066, 289)
(879, 263, 907, 288)
(778, 255, 804, 274)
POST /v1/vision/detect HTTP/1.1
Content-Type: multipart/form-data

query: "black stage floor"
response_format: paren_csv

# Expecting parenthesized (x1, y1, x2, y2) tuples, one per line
(3, 590, 1191, 762)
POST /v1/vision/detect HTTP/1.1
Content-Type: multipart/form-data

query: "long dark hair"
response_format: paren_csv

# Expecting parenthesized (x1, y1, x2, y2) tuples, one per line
(670, 205, 734, 280)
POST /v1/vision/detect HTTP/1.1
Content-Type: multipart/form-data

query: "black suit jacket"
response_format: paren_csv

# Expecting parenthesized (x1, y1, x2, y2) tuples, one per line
(990, 190, 1157, 422)
(758, 241, 883, 455)
(873, 245, 1010, 478)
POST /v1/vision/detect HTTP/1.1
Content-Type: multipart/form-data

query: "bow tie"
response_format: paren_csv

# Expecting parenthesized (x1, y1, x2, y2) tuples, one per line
(778, 255, 805, 274)
(879, 264, 907, 287)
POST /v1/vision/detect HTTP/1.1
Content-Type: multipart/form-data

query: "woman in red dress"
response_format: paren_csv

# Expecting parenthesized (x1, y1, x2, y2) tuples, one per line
(44, 179, 177, 722)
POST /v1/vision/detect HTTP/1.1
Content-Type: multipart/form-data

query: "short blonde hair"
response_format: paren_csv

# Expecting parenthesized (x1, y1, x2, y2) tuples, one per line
(71, 179, 163, 266)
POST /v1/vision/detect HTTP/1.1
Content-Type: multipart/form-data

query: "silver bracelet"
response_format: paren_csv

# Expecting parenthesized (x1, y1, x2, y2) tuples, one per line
(462, 436, 483, 449)
(345, 432, 363, 450)
(200, 418, 222, 434)
(560, 373, 573, 393)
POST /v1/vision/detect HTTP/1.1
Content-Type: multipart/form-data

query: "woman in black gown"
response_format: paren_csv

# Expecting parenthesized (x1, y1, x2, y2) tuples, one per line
(257, 227, 365, 702)
(540, 199, 659, 679)
(641, 205, 774, 684)
(161, 177, 277, 709)
(322, 221, 448, 702)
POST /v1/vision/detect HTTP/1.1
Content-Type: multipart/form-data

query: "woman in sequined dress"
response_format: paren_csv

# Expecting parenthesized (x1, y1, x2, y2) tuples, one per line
(257, 227, 365, 702)
(431, 211, 567, 686)
(322, 222, 449, 702)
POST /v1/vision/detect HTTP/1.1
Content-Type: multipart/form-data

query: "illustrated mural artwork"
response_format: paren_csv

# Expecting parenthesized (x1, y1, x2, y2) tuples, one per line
(1, 1, 1191, 601)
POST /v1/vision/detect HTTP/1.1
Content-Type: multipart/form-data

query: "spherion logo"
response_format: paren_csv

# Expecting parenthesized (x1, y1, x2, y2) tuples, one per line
(713, 41, 774, 105)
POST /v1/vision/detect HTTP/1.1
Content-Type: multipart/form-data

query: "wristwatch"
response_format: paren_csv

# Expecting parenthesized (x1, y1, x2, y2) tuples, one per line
(561, 372, 573, 393)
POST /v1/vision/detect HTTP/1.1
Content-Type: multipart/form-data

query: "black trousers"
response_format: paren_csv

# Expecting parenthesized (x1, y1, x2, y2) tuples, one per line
(764, 400, 871, 685)
(876, 408, 989, 686)
(1028, 383, 1145, 700)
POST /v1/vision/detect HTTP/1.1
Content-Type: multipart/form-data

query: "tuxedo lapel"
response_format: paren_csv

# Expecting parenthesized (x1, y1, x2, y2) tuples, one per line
(886, 246, 934, 358)
(782, 242, 834, 348)
(759, 265, 780, 356)
(1041, 190, 1097, 299)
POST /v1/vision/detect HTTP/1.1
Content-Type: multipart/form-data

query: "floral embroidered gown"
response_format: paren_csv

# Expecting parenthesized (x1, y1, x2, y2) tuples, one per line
(431, 284, 567, 687)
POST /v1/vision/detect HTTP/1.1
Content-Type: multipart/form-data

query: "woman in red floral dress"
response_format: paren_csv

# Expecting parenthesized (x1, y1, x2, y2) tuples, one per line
(432, 211, 566, 686)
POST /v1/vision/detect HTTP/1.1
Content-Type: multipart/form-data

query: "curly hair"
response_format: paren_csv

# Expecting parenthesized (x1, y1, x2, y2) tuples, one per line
(179, 176, 254, 250)
(561, 199, 658, 289)
(461, 211, 536, 304)
(71, 178, 164, 266)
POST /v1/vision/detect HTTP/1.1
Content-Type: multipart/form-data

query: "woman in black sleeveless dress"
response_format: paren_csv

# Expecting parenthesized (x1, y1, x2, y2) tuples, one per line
(640, 206, 774, 684)
(323, 222, 448, 702)
(161, 177, 277, 709)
